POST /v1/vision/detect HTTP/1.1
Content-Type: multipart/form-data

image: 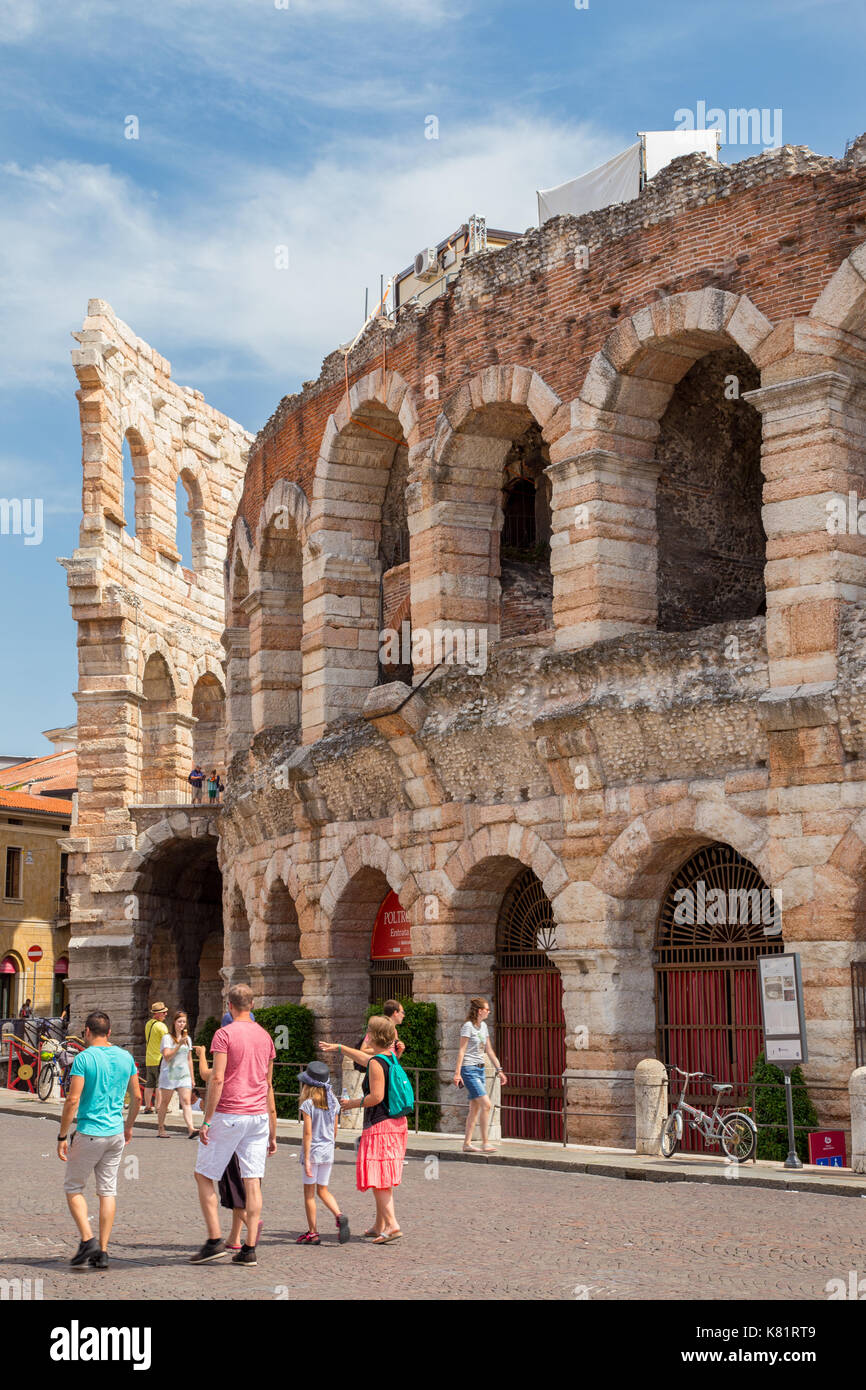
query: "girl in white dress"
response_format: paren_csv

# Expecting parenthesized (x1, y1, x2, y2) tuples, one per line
(156, 1010, 196, 1138)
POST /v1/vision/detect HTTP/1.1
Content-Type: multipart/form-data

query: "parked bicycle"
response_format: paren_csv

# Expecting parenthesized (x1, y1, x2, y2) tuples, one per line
(36, 1033, 83, 1101)
(660, 1067, 757, 1162)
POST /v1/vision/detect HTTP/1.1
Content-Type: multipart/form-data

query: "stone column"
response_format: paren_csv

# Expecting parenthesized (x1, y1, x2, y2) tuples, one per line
(223, 625, 251, 763)
(850, 1067, 866, 1174)
(246, 588, 302, 735)
(300, 551, 381, 741)
(295, 958, 370, 1043)
(744, 371, 866, 688)
(546, 450, 660, 651)
(635, 1059, 668, 1155)
(248, 961, 304, 1010)
(67, 934, 142, 1055)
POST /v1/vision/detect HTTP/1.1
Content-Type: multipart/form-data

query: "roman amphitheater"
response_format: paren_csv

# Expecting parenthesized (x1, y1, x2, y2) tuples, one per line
(63, 136, 866, 1144)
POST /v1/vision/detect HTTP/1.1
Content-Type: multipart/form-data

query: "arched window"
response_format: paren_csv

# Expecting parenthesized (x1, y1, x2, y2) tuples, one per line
(122, 436, 138, 538)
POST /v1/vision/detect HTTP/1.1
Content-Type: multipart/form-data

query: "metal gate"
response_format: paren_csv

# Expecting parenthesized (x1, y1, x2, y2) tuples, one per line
(655, 842, 784, 1150)
(370, 957, 413, 1006)
(494, 868, 566, 1142)
(853, 961, 866, 1068)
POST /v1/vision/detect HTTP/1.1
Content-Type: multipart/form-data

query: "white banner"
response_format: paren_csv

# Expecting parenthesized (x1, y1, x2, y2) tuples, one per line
(642, 129, 719, 180)
(537, 141, 642, 225)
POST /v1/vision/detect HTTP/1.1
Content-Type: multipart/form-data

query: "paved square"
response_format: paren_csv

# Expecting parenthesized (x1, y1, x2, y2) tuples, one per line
(1, 1113, 865, 1301)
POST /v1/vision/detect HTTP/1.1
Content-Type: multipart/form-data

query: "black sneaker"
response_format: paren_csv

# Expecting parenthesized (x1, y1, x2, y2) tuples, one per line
(189, 1238, 228, 1264)
(231, 1243, 257, 1267)
(336, 1213, 351, 1244)
(89, 1249, 109, 1270)
(70, 1237, 98, 1268)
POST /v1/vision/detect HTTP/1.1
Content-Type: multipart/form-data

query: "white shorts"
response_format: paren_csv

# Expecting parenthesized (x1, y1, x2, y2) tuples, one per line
(194, 1112, 270, 1181)
(301, 1158, 333, 1187)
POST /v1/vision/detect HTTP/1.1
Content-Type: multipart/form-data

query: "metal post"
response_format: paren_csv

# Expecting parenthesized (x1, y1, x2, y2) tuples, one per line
(562, 1081, 568, 1147)
(783, 1067, 803, 1169)
(414, 1067, 420, 1134)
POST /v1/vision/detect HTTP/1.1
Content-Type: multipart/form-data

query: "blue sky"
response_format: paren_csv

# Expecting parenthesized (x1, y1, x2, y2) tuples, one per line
(1, 0, 863, 753)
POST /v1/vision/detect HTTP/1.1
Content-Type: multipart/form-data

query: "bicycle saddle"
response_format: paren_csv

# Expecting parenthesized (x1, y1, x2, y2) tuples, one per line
(712, 1082, 732, 1092)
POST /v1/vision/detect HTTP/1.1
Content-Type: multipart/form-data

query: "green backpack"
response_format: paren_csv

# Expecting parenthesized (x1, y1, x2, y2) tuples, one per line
(374, 1053, 415, 1118)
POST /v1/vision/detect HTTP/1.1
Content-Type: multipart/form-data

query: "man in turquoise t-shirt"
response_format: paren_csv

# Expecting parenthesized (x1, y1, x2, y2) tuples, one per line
(57, 1009, 141, 1270)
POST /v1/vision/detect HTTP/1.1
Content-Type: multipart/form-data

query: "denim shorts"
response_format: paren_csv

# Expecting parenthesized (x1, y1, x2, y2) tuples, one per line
(461, 1065, 487, 1100)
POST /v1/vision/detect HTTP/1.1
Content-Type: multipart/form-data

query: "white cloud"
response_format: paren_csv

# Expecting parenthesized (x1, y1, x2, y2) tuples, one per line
(0, 114, 623, 417)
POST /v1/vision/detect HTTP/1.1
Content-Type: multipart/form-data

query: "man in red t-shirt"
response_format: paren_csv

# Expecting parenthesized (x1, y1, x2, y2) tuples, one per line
(191, 983, 276, 1267)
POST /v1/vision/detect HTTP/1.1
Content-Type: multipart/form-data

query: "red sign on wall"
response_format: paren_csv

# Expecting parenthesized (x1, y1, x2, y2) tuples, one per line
(807, 1130, 847, 1168)
(371, 892, 411, 960)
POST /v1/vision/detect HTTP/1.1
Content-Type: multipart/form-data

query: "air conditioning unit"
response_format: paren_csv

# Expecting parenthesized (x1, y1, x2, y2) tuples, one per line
(414, 247, 439, 281)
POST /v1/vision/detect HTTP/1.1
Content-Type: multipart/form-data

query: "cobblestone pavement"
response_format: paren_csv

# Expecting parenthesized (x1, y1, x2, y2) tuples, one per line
(2, 1112, 864, 1301)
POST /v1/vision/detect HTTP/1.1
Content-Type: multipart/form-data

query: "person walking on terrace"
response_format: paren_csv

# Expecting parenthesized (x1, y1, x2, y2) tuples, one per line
(57, 1009, 141, 1270)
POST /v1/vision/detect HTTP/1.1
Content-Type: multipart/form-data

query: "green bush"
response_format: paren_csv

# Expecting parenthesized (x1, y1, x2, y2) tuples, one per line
(748, 1051, 819, 1162)
(194, 1004, 316, 1120)
(255, 1004, 316, 1119)
(194, 1015, 219, 1052)
(366, 996, 439, 1132)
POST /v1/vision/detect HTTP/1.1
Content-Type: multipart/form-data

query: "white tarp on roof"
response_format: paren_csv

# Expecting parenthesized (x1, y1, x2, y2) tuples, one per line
(641, 129, 720, 179)
(537, 141, 641, 225)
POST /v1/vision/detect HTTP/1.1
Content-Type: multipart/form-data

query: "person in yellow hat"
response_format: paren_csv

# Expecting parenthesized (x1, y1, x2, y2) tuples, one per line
(143, 1002, 169, 1114)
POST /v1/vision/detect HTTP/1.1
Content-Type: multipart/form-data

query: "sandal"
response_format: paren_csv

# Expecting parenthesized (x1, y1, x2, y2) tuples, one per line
(481, 1144, 497, 1153)
(296, 1231, 320, 1245)
(372, 1229, 402, 1244)
(363, 1228, 383, 1239)
(462, 1143, 480, 1153)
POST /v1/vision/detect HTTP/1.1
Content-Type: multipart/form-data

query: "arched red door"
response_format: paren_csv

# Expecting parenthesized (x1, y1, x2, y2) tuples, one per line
(494, 868, 566, 1142)
(655, 842, 784, 1150)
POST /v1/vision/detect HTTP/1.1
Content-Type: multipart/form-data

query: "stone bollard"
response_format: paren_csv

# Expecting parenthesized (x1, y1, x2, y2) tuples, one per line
(850, 1067, 866, 1173)
(339, 1055, 365, 1131)
(634, 1059, 668, 1155)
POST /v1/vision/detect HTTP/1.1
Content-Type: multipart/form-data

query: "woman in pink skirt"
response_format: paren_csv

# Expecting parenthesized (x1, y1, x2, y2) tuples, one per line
(340, 1015, 407, 1244)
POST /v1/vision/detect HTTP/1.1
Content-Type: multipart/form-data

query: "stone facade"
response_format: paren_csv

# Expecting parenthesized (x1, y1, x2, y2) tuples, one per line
(65, 138, 866, 1145)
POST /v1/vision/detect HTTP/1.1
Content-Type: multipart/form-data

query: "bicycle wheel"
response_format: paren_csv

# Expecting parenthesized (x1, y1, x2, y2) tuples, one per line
(721, 1112, 757, 1162)
(660, 1112, 680, 1157)
(37, 1061, 58, 1101)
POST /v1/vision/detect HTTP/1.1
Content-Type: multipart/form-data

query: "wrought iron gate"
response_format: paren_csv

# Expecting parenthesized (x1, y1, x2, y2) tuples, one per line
(852, 961, 866, 1068)
(494, 868, 566, 1142)
(655, 842, 784, 1151)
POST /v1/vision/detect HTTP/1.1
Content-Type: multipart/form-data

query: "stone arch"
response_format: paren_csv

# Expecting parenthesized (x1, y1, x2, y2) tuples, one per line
(129, 815, 221, 1036)
(175, 453, 210, 574)
(414, 366, 566, 659)
(250, 858, 304, 1006)
(190, 653, 225, 691)
(810, 240, 866, 337)
(137, 633, 181, 696)
(549, 289, 775, 648)
(225, 521, 253, 762)
(319, 833, 419, 937)
(304, 370, 420, 739)
(247, 481, 309, 735)
(139, 650, 187, 800)
(439, 817, 575, 961)
(191, 670, 225, 774)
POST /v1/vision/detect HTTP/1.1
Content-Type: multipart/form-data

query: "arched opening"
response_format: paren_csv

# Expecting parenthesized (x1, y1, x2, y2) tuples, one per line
(134, 831, 222, 1039)
(379, 441, 412, 684)
(225, 550, 252, 763)
(0, 953, 20, 1018)
(121, 434, 140, 538)
(139, 653, 183, 802)
(369, 889, 413, 1005)
(655, 841, 784, 1149)
(256, 881, 303, 1005)
(655, 347, 765, 631)
(52, 956, 69, 1017)
(499, 422, 553, 641)
(175, 473, 198, 572)
(310, 395, 409, 731)
(191, 673, 225, 778)
(494, 866, 565, 1141)
(249, 514, 304, 735)
(425, 396, 555, 659)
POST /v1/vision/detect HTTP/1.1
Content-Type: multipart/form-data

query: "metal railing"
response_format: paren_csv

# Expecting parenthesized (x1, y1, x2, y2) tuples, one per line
(131, 777, 226, 807)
